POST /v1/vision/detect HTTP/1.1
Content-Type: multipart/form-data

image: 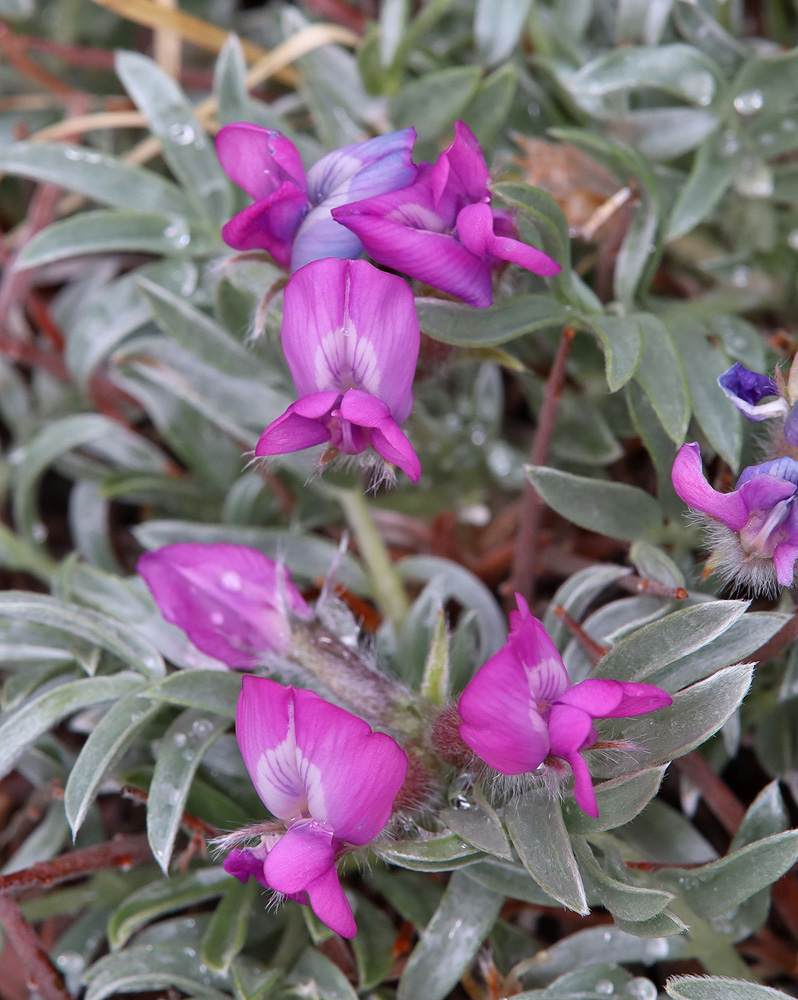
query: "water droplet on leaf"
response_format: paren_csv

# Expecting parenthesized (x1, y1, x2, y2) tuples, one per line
(734, 90, 764, 115)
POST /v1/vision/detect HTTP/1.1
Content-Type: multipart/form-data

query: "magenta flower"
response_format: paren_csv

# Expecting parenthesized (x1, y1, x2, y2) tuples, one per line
(255, 257, 421, 482)
(457, 595, 671, 817)
(332, 121, 561, 308)
(672, 442, 798, 591)
(223, 676, 408, 938)
(216, 123, 417, 272)
(137, 543, 312, 669)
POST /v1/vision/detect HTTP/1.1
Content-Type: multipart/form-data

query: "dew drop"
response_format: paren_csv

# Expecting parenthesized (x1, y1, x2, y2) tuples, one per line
(32, 522, 48, 542)
(784, 119, 797, 132)
(788, 230, 798, 251)
(733, 89, 764, 115)
(184, 946, 196, 957)
(733, 157, 774, 198)
(447, 919, 463, 940)
(173, 731, 188, 748)
(681, 70, 715, 106)
(595, 980, 615, 996)
(169, 123, 196, 145)
(64, 148, 83, 161)
(760, 132, 775, 146)
(644, 937, 669, 961)
(730, 264, 750, 287)
(221, 571, 242, 591)
(716, 129, 740, 157)
(192, 717, 213, 738)
(181, 748, 195, 762)
(210, 611, 224, 626)
(164, 219, 191, 249)
(625, 979, 657, 1000)
(470, 426, 486, 446)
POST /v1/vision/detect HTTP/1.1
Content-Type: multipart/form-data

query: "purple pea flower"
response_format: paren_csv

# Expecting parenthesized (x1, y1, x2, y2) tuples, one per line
(216, 123, 417, 272)
(255, 257, 421, 482)
(137, 543, 312, 669)
(223, 676, 408, 938)
(672, 442, 798, 591)
(457, 595, 671, 817)
(718, 362, 798, 446)
(331, 121, 561, 308)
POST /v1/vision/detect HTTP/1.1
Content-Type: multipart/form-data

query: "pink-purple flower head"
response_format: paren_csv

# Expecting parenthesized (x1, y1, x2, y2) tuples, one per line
(255, 257, 421, 482)
(216, 123, 417, 272)
(332, 121, 561, 308)
(457, 595, 671, 817)
(223, 676, 408, 938)
(137, 543, 312, 669)
(672, 442, 798, 592)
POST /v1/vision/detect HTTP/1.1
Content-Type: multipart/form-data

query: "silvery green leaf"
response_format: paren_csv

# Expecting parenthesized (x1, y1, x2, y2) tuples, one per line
(397, 869, 503, 1000)
(0, 142, 196, 218)
(526, 466, 663, 542)
(231, 958, 282, 1000)
(673, 2, 746, 74)
(0, 593, 165, 679)
(150, 671, 242, 717)
(506, 787, 588, 914)
(0, 673, 145, 779)
(2, 662, 77, 712)
(350, 894, 396, 990)
(613, 909, 689, 939)
(288, 948, 358, 1000)
(580, 314, 644, 391)
(108, 866, 231, 949)
(0, 0, 34, 16)
(573, 838, 674, 922)
(16, 210, 218, 269)
(613, 107, 719, 161)
(708, 314, 766, 371)
(633, 313, 690, 443)
(148, 710, 229, 873)
(570, 44, 721, 108)
(396, 555, 506, 661)
(420, 610, 450, 705)
(543, 565, 631, 652)
(474, 0, 532, 64)
(669, 319, 741, 468)
(137, 277, 266, 379)
(649, 612, 789, 690)
(464, 858, 562, 905)
(12, 413, 168, 544)
(730, 780, 788, 852)
(440, 798, 513, 860)
(367, 867, 445, 927)
(84, 942, 229, 1000)
(115, 51, 231, 225)
(390, 67, 482, 141)
(615, 664, 753, 770)
(133, 520, 368, 594)
(68, 481, 122, 574)
(515, 963, 637, 998)
(667, 976, 796, 1000)
(379, 0, 409, 66)
(200, 876, 258, 975)
(416, 295, 572, 347)
(621, 799, 717, 865)
(663, 831, 798, 919)
(564, 768, 667, 834)
(65, 692, 162, 835)
(592, 600, 748, 683)
(1, 800, 69, 874)
(461, 64, 518, 149)
(515, 925, 690, 989)
(667, 130, 739, 240)
(630, 540, 684, 588)
(375, 832, 482, 871)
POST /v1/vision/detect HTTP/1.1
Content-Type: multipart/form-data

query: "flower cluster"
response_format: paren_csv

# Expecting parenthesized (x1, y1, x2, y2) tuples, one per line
(673, 361, 798, 593)
(456, 595, 671, 817)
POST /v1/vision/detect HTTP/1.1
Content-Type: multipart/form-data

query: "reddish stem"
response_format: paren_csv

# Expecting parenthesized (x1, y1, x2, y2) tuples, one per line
(507, 326, 575, 606)
(0, 896, 71, 1000)
(616, 574, 688, 601)
(551, 604, 608, 665)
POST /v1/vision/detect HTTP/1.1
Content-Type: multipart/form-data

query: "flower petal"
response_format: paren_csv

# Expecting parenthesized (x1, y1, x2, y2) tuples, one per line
(264, 823, 356, 937)
(717, 363, 784, 422)
(339, 389, 421, 480)
(221, 181, 308, 265)
(281, 259, 419, 417)
(567, 750, 599, 818)
(333, 206, 494, 307)
(547, 702, 595, 759)
(507, 594, 570, 703)
(137, 543, 310, 667)
(216, 124, 306, 199)
(223, 847, 269, 888)
(456, 202, 561, 277)
(255, 391, 340, 457)
(291, 686, 408, 844)
(671, 442, 749, 530)
(556, 678, 672, 719)
(429, 121, 490, 222)
(306, 128, 418, 207)
(458, 646, 550, 773)
(774, 540, 798, 585)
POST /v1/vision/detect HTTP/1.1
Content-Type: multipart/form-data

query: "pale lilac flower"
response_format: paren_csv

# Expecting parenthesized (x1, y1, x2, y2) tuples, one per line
(457, 595, 671, 817)
(256, 257, 421, 482)
(223, 676, 408, 938)
(137, 543, 312, 669)
(332, 121, 561, 307)
(216, 123, 417, 272)
(672, 442, 798, 591)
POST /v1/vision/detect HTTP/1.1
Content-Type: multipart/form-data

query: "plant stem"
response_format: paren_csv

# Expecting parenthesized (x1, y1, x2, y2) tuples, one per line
(337, 488, 409, 629)
(0, 896, 72, 1000)
(508, 326, 575, 608)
